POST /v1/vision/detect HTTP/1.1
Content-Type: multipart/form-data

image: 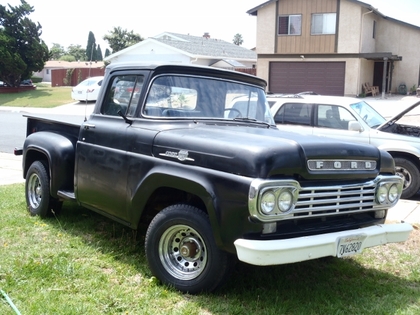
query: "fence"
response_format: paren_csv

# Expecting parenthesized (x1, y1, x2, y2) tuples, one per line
(51, 67, 105, 87)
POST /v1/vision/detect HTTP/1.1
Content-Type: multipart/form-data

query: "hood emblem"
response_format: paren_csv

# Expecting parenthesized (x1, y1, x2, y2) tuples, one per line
(307, 159, 376, 171)
(160, 150, 194, 162)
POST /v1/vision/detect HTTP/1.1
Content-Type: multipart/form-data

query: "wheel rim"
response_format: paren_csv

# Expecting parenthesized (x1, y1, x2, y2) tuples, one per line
(395, 165, 412, 190)
(27, 173, 42, 209)
(159, 224, 207, 281)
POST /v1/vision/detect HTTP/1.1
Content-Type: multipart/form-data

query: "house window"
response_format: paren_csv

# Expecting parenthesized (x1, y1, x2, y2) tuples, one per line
(278, 15, 302, 35)
(46, 69, 50, 74)
(311, 13, 336, 35)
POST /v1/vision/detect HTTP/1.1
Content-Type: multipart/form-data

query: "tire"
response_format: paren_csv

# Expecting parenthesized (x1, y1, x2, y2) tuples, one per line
(394, 157, 420, 199)
(145, 204, 231, 294)
(25, 161, 61, 217)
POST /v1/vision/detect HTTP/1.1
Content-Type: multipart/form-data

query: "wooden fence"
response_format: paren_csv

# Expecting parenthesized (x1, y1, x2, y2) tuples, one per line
(51, 68, 105, 87)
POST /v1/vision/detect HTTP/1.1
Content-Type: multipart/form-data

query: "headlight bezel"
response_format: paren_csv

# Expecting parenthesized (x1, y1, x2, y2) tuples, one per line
(375, 181, 403, 205)
(258, 185, 299, 217)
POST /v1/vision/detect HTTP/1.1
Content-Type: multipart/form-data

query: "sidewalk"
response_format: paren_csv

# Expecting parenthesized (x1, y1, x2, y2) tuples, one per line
(0, 98, 419, 225)
(0, 101, 95, 116)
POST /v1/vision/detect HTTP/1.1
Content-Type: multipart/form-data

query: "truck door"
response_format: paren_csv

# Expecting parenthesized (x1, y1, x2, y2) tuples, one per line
(76, 74, 144, 221)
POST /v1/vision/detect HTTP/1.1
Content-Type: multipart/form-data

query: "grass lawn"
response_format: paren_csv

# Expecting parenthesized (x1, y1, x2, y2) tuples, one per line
(1, 183, 419, 314)
(0, 83, 73, 108)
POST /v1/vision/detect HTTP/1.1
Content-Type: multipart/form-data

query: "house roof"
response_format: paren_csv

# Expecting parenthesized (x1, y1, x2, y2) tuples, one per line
(104, 32, 257, 62)
(247, 0, 420, 31)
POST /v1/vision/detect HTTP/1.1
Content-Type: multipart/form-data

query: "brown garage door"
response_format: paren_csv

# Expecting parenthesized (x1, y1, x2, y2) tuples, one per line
(269, 62, 345, 96)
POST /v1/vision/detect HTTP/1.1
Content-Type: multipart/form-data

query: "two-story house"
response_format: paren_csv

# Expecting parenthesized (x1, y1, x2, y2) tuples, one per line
(247, 0, 420, 96)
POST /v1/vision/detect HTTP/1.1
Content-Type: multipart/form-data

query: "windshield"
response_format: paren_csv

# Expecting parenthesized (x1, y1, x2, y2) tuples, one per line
(143, 74, 274, 125)
(350, 101, 386, 128)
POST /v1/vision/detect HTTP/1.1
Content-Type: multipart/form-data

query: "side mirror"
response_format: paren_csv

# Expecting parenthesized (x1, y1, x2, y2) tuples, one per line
(348, 121, 363, 132)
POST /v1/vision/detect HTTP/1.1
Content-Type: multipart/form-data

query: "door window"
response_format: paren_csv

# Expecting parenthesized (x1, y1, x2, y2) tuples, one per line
(101, 75, 144, 117)
(274, 103, 311, 126)
(316, 104, 357, 130)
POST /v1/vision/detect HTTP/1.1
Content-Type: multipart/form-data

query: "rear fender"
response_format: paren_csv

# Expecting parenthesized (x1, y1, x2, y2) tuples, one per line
(23, 131, 76, 198)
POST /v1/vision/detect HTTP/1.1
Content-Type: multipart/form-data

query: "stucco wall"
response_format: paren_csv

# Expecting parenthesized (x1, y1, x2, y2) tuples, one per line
(255, 2, 276, 54)
(376, 20, 420, 92)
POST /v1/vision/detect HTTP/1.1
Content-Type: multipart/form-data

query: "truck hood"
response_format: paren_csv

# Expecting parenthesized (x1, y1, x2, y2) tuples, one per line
(377, 100, 420, 131)
(152, 124, 383, 180)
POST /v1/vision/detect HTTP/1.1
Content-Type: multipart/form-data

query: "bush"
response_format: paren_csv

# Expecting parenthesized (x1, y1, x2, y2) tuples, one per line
(31, 76, 43, 83)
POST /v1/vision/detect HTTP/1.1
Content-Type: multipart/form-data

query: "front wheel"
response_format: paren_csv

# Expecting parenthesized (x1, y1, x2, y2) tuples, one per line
(394, 157, 420, 199)
(145, 204, 231, 293)
(25, 161, 61, 217)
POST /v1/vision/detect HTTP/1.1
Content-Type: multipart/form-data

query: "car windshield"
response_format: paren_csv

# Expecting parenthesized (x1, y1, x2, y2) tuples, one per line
(349, 101, 386, 128)
(143, 75, 274, 125)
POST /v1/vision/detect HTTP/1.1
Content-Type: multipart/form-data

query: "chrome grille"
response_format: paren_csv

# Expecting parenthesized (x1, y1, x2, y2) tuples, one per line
(293, 184, 377, 218)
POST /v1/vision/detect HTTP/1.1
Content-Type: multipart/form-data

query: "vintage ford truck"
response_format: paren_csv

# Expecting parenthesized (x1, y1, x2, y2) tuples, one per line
(17, 63, 412, 293)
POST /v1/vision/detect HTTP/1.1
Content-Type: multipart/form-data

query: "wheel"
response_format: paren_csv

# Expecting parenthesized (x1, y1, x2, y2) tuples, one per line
(394, 157, 420, 199)
(224, 108, 242, 118)
(25, 161, 61, 217)
(145, 204, 231, 293)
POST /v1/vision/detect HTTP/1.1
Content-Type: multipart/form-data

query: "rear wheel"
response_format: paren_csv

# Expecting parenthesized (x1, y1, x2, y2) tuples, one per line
(145, 204, 231, 293)
(25, 161, 62, 217)
(394, 157, 420, 199)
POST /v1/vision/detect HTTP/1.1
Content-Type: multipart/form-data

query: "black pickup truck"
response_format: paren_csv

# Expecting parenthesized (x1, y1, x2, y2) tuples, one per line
(17, 63, 412, 293)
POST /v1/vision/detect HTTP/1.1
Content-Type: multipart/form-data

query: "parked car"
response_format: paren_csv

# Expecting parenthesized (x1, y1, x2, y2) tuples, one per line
(71, 76, 104, 101)
(268, 94, 420, 199)
(20, 79, 33, 86)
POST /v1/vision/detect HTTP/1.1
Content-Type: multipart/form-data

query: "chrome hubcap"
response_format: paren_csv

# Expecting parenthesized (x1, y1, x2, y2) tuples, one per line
(27, 173, 42, 209)
(395, 166, 411, 190)
(159, 224, 207, 280)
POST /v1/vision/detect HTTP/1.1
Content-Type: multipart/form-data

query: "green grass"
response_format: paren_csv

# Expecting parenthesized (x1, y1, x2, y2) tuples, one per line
(0, 84, 73, 108)
(1, 183, 419, 314)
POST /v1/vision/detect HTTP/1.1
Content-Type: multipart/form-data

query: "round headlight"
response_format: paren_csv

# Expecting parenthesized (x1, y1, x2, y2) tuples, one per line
(388, 184, 399, 203)
(278, 190, 293, 212)
(261, 191, 276, 214)
(377, 185, 388, 204)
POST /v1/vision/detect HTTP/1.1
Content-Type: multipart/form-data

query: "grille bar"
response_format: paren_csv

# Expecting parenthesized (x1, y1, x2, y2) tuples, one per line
(292, 184, 376, 218)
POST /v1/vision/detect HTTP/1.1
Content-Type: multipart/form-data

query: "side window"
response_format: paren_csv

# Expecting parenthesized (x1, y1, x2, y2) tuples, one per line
(274, 103, 311, 126)
(101, 75, 144, 117)
(317, 105, 356, 130)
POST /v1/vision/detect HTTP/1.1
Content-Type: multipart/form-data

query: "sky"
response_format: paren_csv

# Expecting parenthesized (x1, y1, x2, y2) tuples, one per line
(4, 0, 420, 53)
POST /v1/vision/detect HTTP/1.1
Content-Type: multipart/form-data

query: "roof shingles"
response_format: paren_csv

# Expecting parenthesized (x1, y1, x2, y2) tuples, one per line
(153, 32, 256, 60)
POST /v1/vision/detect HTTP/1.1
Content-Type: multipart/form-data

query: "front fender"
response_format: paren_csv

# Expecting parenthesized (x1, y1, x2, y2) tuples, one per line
(23, 131, 76, 198)
(129, 163, 254, 252)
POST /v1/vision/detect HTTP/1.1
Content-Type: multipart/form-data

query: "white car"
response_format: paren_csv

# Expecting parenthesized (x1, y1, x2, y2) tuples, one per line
(269, 94, 420, 199)
(71, 76, 104, 102)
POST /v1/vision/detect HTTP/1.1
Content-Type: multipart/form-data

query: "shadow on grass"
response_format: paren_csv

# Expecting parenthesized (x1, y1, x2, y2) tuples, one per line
(48, 202, 419, 315)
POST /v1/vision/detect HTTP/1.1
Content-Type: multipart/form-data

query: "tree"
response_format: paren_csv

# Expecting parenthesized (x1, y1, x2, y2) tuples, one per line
(86, 31, 96, 61)
(0, 0, 49, 87)
(233, 33, 243, 46)
(103, 26, 143, 54)
(104, 48, 111, 58)
(96, 44, 103, 61)
(59, 55, 76, 62)
(67, 44, 86, 61)
(50, 43, 65, 60)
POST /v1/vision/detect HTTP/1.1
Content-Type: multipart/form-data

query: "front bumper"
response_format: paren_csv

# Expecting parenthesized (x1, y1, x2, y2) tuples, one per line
(234, 223, 413, 266)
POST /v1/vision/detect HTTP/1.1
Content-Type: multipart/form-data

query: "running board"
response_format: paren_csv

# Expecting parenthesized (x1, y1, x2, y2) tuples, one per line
(57, 190, 76, 201)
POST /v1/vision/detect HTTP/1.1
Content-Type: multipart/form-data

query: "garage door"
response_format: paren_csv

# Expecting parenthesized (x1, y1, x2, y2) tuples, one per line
(269, 62, 345, 96)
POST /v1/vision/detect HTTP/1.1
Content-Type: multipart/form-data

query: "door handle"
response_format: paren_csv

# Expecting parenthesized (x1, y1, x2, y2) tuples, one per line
(83, 124, 96, 130)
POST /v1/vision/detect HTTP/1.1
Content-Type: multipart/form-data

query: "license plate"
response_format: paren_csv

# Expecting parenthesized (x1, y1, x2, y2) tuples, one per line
(78, 91, 82, 94)
(337, 234, 367, 257)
